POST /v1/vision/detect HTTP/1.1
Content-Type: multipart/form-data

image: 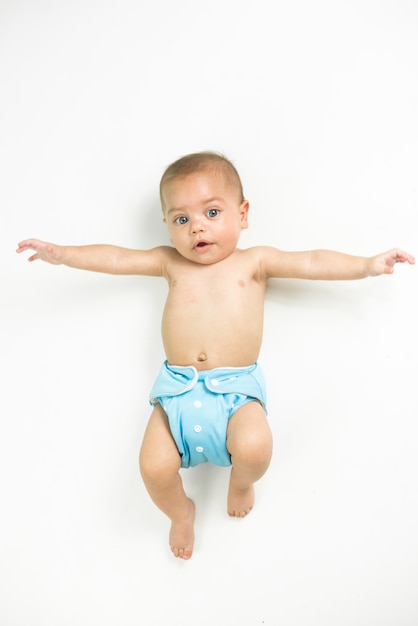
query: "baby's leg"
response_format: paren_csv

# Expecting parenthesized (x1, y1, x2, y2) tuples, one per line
(226, 401, 273, 517)
(139, 404, 195, 560)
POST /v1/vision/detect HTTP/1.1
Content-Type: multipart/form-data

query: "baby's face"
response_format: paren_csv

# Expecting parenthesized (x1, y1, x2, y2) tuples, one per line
(162, 171, 249, 265)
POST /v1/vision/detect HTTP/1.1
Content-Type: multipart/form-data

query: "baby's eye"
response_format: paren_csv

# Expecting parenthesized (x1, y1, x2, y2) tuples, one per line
(207, 209, 219, 218)
(175, 216, 188, 225)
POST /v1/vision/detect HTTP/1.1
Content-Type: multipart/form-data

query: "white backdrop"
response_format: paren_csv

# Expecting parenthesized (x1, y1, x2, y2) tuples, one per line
(1, 1, 417, 625)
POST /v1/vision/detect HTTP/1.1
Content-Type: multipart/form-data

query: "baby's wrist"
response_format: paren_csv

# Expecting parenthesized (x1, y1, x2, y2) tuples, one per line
(55, 244, 68, 265)
(365, 256, 380, 277)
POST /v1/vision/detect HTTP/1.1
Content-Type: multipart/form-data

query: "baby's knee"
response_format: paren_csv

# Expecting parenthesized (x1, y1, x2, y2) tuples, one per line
(232, 432, 273, 470)
(139, 442, 181, 485)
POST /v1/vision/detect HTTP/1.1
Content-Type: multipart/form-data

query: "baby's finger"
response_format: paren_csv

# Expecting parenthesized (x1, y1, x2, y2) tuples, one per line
(394, 250, 415, 264)
(17, 242, 33, 253)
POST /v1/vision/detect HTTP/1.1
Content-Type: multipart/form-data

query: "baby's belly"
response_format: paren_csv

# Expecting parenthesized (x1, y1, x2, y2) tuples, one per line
(162, 328, 263, 370)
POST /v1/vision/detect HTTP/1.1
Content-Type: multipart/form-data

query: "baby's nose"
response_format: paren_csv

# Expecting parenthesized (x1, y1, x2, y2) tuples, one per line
(190, 218, 205, 234)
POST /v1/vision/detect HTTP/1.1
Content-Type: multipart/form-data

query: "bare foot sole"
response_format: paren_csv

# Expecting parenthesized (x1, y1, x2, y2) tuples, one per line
(227, 484, 255, 518)
(169, 498, 195, 560)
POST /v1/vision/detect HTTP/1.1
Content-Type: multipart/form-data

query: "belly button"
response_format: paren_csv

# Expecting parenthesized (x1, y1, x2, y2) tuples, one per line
(197, 353, 208, 362)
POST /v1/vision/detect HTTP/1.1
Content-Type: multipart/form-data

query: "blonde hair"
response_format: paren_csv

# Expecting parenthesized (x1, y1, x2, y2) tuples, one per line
(159, 151, 245, 208)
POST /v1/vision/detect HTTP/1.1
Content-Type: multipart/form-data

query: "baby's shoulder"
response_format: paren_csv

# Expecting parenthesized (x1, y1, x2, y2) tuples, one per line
(236, 245, 278, 264)
(157, 245, 194, 275)
(230, 246, 272, 280)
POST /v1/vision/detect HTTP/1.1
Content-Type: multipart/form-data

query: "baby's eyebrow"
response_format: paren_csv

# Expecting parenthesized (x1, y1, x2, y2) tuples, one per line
(203, 197, 224, 206)
(166, 206, 187, 215)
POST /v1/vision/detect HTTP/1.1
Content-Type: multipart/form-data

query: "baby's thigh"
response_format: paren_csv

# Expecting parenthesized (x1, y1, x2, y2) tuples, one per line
(226, 401, 273, 462)
(139, 404, 181, 475)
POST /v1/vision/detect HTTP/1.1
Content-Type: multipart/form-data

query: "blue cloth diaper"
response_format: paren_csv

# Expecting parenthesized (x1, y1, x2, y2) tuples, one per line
(149, 361, 267, 468)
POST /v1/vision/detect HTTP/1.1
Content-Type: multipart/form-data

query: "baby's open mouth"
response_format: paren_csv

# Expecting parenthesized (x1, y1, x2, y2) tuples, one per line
(195, 241, 211, 249)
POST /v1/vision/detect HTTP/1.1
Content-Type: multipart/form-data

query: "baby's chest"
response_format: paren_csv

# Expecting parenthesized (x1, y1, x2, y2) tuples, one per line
(170, 271, 253, 297)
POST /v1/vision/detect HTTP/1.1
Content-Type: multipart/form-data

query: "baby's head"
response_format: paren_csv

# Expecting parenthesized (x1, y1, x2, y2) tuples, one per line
(159, 152, 249, 265)
(159, 151, 245, 213)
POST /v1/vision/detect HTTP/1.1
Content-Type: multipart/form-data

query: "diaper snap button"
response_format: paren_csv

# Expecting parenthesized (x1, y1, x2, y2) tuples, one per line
(211, 379, 219, 386)
(194, 425, 202, 433)
(196, 446, 204, 453)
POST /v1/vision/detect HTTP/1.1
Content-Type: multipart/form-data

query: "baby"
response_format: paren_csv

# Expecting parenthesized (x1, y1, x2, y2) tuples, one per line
(17, 151, 414, 560)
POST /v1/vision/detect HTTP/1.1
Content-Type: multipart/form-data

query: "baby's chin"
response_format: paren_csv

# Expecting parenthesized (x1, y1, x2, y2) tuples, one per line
(175, 245, 239, 265)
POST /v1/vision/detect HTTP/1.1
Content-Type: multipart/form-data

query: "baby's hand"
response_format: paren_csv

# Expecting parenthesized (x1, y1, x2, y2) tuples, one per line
(368, 248, 415, 276)
(16, 239, 64, 265)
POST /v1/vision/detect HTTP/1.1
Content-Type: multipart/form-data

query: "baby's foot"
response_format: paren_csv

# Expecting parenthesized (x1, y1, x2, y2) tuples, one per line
(169, 498, 195, 560)
(227, 483, 255, 518)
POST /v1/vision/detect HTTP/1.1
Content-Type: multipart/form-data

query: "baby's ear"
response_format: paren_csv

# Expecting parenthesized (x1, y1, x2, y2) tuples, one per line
(240, 200, 250, 229)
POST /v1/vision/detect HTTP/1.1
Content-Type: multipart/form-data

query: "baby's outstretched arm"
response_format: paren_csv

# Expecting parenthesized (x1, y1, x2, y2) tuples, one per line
(259, 246, 414, 280)
(17, 238, 167, 276)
